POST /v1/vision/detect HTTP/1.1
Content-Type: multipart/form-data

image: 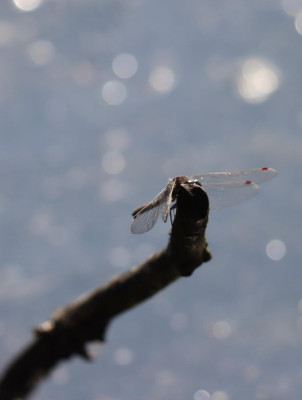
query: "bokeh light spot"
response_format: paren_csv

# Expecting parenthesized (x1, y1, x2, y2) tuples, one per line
(112, 53, 138, 79)
(29, 211, 71, 246)
(244, 364, 261, 382)
(149, 66, 176, 93)
(134, 243, 155, 261)
(102, 80, 127, 105)
(282, 0, 302, 16)
(212, 321, 232, 339)
(113, 347, 134, 366)
(102, 128, 131, 151)
(266, 239, 287, 261)
(51, 366, 70, 385)
(99, 179, 126, 202)
(29, 212, 53, 235)
(0, 21, 15, 46)
(212, 391, 228, 400)
(102, 151, 125, 175)
(236, 58, 280, 103)
(193, 390, 211, 400)
(72, 61, 97, 87)
(109, 246, 131, 269)
(0, 264, 50, 300)
(13, 0, 43, 12)
(156, 369, 177, 387)
(295, 13, 302, 34)
(27, 40, 55, 65)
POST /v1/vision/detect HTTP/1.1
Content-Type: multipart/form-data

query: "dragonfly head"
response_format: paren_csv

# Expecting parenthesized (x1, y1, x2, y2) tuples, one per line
(187, 178, 202, 187)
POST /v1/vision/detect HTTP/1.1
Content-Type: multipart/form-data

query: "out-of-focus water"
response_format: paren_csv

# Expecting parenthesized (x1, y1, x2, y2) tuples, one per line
(0, 1, 301, 399)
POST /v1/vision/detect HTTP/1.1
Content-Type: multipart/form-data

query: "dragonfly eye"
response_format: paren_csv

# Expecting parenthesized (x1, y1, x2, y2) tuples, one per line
(188, 179, 202, 187)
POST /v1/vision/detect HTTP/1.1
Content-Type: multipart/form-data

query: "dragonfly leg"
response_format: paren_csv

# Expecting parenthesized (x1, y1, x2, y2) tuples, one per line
(169, 203, 177, 225)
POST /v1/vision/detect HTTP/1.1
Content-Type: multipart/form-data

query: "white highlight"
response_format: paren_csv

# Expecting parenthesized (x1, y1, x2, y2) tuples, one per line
(236, 58, 280, 103)
(102, 80, 127, 105)
(266, 240, 287, 261)
(13, 0, 43, 11)
(149, 66, 176, 93)
(112, 53, 138, 79)
(113, 347, 134, 366)
(212, 321, 232, 339)
(27, 40, 55, 65)
(102, 151, 125, 175)
(193, 390, 211, 400)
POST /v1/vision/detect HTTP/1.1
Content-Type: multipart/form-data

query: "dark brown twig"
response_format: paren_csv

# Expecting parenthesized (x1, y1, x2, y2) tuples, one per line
(0, 182, 211, 400)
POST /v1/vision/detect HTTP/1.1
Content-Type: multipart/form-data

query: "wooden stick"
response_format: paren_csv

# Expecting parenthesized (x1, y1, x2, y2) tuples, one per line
(0, 182, 211, 400)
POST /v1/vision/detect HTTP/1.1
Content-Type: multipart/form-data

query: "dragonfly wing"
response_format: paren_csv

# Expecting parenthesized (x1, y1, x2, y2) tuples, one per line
(201, 181, 259, 210)
(190, 167, 277, 184)
(131, 203, 162, 234)
(131, 187, 168, 234)
(160, 179, 176, 223)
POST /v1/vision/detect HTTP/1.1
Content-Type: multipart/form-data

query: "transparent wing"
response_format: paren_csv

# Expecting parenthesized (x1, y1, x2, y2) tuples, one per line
(201, 181, 259, 210)
(160, 179, 176, 223)
(131, 202, 163, 234)
(131, 187, 171, 234)
(190, 167, 277, 184)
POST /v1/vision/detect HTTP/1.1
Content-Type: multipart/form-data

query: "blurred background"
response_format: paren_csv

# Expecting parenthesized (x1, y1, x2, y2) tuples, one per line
(0, 0, 301, 399)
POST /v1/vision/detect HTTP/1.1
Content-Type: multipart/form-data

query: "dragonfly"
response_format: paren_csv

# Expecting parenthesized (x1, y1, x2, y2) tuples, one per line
(131, 167, 277, 234)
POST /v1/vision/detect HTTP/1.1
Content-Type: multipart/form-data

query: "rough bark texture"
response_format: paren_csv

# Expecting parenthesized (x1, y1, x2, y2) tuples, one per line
(0, 182, 211, 400)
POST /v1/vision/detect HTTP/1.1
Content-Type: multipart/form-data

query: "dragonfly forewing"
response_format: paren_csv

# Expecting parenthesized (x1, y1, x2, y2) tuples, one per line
(190, 167, 277, 184)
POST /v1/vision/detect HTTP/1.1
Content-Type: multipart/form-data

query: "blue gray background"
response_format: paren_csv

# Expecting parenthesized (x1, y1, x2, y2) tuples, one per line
(0, 1, 301, 399)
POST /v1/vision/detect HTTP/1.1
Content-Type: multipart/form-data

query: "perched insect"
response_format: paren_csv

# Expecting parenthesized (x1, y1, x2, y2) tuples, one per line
(131, 167, 277, 234)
